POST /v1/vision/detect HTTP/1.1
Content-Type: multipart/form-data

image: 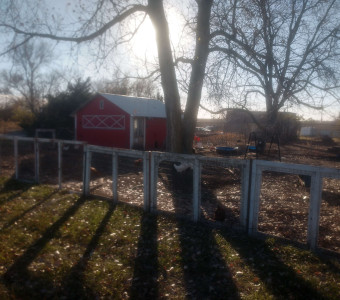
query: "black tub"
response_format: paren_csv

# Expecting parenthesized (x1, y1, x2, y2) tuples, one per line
(216, 146, 238, 155)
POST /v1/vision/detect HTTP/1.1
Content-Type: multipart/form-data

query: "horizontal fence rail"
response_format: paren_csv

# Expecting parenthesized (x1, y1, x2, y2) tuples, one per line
(0, 134, 339, 252)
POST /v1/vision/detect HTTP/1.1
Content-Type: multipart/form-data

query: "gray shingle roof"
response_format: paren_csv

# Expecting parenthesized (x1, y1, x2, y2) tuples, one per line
(100, 93, 166, 118)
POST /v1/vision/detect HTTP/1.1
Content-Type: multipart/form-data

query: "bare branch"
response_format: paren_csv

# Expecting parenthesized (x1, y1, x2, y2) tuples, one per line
(0, 36, 33, 57)
(0, 5, 148, 43)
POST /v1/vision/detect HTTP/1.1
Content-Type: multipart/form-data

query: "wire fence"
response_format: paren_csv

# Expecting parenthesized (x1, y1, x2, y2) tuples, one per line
(0, 136, 85, 193)
(0, 134, 339, 254)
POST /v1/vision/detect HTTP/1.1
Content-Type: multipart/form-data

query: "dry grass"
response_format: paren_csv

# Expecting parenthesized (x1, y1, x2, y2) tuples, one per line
(0, 177, 339, 299)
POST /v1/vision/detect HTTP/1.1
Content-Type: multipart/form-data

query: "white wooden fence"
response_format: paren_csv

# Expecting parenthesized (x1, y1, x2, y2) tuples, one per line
(248, 160, 340, 250)
(1, 134, 339, 252)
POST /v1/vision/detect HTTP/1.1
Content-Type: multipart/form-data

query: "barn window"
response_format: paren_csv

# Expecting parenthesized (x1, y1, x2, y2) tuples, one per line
(99, 100, 104, 110)
(82, 115, 125, 130)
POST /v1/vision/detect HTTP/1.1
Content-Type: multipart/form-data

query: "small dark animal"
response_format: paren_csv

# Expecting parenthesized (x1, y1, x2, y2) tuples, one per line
(90, 167, 101, 177)
(298, 175, 311, 188)
(90, 166, 98, 174)
(214, 205, 226, 222)
(134, 159, 143, 166)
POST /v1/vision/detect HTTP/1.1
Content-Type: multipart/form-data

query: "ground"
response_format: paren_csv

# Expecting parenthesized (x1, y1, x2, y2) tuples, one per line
(0, 180, 340, 299)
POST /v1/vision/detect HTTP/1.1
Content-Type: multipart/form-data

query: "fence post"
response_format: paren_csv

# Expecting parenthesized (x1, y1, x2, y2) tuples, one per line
(0, 137, 4, 176)
(143, 151, 151, 212)
(82, 144, 87, 193)
(0, 138, 2, 176)
(240, 159, 251, 230)
(14, 137, 18, 180)
(83, 146, 91, 196)
(34, 138, 39, 183)
(58, 141, 62, 190)
(150, 152, 158, 213)
(247, 160, 262, 235)
(112, 152, 118, 204)
(193, 158, 201, 222)
(307, 171, 323, 250)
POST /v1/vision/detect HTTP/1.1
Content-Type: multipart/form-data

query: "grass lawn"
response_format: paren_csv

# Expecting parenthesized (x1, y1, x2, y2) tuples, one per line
(0, 176, 339, 299)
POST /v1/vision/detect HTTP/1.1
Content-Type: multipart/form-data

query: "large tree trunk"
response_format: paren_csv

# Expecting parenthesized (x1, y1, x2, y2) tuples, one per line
(265, 95, 279, 128)
(148, 0, 183, 153)
(182, 0, 213, 154)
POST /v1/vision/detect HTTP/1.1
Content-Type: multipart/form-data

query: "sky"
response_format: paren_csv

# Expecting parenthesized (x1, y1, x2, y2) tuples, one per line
(0, 0, 339, 121)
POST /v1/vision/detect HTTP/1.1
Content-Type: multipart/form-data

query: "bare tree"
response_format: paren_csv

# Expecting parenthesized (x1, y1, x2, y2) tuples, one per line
(1, 40, 62, 116)
(1, 0, 338, 152)
(208, 0, 340, 125)
(0, 0, 214, 153)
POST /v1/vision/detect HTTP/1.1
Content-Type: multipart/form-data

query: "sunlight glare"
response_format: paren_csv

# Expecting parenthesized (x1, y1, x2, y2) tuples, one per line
(130, 6, 185, 63)
(130, 17, 158, 61)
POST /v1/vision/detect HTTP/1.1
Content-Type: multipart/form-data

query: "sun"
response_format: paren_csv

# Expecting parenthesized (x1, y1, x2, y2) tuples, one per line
(129, 7, 185, 63)
(130, 16, 158, 61)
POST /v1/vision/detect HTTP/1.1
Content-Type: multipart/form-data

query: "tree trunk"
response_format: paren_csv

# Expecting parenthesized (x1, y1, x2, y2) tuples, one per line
(266, 95, 279, 128)
(182, 0, 213, 154)
(148, 0, 183, 153)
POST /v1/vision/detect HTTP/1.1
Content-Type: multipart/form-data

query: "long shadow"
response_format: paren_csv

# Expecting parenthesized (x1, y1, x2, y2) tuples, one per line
(321, 190, 340, 207)
(130, 213, 159, 299)
(158, 162, 239, 224)
(200, 165, 241, 226)
(318, 223, 340, 254)
(176, 218, 240, 299)
(159, 164, 240, 298)
(3, 196, 86, 298)
(0, 178, 34, 206)
(217, 229, 330, 299)
(0, 190, 59, 231)
(59, 201, 116, 298)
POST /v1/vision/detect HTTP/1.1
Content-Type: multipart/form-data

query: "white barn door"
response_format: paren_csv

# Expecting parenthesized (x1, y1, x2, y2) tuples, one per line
(132, 117, 145, 150)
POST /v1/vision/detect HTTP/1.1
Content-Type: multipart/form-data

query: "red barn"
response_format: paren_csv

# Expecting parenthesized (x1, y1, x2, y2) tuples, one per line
(74, 93, 167, 150)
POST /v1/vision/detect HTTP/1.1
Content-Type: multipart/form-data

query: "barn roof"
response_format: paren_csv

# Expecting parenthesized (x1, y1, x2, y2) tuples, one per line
(100, 93, 166, 118)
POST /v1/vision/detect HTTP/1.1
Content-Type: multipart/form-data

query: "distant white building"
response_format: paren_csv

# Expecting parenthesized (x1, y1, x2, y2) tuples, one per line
(300, 127, 316, 137)
(300, 122, 340, 138)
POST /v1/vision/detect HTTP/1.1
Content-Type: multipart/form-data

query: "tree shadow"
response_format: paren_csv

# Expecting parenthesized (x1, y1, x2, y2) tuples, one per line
(217, 230, 329, 299)
(156, 161, 241, 297)
(0, 190, 59, 231)
(158, 162, 240, 224)
(130, 213, 159, 299)
(3, 196, 86, 298)
(200, 164, 241, 226)
(176, 218, 240, 299)
(321, 190, 340, 207)
(159, 162, 240, 226)
(59, 201, 116, 298)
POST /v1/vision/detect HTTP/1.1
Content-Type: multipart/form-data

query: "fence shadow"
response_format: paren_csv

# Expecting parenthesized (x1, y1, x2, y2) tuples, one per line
(217, 229, 327, 300)
(1, 190, 59, 232)
(130, 213, 159, 299)
(59, 202, 116, 298)
(3, 196, 86, 298)
(0, 178, 34, 206)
